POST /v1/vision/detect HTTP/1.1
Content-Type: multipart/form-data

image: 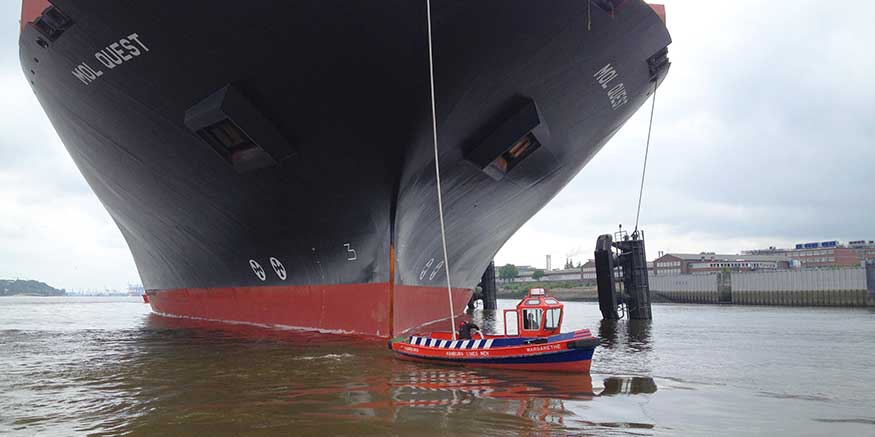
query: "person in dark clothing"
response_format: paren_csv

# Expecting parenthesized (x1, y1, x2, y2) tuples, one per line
(525, 311, 538, 330)
(458, 321, 481, 340)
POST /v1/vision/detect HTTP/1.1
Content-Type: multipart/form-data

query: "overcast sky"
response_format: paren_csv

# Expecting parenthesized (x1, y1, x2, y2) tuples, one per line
(497, 0, 875, 269)
(1, 1, 873, 290)
(2, 3, 140, 291)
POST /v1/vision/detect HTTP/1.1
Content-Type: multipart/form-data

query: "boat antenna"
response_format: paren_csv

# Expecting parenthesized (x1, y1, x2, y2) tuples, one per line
(633, 81, 658, 235)
(426, 0, 457, 340)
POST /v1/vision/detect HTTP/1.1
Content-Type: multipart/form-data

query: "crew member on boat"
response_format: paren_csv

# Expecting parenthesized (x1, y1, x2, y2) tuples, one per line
(458, 321, 482, 340)
(525, 311, 539, 330)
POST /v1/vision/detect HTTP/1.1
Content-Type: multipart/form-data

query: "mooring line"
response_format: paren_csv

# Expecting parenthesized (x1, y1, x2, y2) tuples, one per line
(426, 0, 457, 341)
(634, 82, 658, 233)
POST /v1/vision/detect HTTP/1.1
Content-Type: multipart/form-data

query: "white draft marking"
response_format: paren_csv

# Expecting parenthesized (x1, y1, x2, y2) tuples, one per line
(420, 258, 435, 280)
(429, 260, 445, 281)
(269, 257, 287, 280)
(249, 259, 266, 281)
(344, 243, 357, 261)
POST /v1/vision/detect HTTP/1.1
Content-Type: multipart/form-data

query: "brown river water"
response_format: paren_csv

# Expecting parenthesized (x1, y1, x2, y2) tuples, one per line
(1, 296, 874, 436)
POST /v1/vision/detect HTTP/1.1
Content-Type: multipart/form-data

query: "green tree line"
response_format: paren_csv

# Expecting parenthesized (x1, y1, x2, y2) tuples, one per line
(0, 279, 65, 296)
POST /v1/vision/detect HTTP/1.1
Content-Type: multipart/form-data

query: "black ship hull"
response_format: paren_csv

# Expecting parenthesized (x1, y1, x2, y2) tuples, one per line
(20, 0, 671, 336)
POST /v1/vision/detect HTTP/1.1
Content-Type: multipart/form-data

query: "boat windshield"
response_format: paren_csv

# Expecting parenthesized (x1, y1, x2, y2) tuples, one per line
(545, 308, 562, 329)
(522, 308, 542, 330)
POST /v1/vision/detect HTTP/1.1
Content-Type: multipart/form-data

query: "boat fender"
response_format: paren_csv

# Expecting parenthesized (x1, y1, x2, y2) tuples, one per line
(567, 337, 600, 349)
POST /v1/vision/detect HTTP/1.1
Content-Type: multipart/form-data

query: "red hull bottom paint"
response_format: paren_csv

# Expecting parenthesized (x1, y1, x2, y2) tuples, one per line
(148, 283, 471, 337)
(396, 354, 593, 373)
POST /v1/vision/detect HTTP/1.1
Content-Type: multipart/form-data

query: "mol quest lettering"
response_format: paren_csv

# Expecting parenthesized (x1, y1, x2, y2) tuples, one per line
(71, 33, 149, 86)
(593, 63, 628, 111)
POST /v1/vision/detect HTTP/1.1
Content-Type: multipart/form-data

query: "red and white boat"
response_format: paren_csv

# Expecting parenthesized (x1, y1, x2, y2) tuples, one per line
(389, 289, 599, 372)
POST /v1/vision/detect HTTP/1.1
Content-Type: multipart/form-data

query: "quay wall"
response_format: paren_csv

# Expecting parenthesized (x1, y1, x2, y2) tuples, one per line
(649, 274, 719, 304)
(650, 267, 873, 307)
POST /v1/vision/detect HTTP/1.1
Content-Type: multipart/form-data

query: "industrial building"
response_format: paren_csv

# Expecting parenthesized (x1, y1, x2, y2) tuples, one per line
(510, 266, 582, 283)
(745, 240, 873, 268)
(507, 238, 875, 283)
(653, 253, 791, 275)
(582, 260, 596, 280)
(582, 259, 653, 280)
(849, 240, 875, 263)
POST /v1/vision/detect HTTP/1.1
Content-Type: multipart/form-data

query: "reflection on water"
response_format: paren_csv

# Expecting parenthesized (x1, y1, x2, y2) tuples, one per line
(598, 319, 653, 352)
(2, 297, 875, 435)
(0, 307, 655, 436)
(602, 376, 658, 396)
(142, 315, 647, 434)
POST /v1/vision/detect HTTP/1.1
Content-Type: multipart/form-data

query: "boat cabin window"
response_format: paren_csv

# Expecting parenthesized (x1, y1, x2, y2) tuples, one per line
(526, 299, 540, 305)
(504, 310, 519, 336)
(522, 308, 542, 330)
(545, 308, 562, 329)
(544, 298, 558, 305)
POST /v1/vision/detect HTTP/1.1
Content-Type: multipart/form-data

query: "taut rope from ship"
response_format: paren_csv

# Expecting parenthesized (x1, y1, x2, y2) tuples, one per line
(425, 0, 457, 341)
(634, 82, 658, 234)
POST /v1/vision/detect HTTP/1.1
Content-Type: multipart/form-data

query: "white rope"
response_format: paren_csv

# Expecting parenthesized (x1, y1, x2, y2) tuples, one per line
(426, 0, 457, 341)
(634, 82, 657, 233)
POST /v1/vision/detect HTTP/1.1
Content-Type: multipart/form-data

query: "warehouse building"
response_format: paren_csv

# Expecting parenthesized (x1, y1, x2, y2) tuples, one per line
(745, 240, 871, 268)
(849, 240, 875, 263)
(653, 253, 790, 275)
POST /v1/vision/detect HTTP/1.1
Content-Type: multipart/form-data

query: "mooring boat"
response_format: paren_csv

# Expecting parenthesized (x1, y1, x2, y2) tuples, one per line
(389, 289, 599, 372)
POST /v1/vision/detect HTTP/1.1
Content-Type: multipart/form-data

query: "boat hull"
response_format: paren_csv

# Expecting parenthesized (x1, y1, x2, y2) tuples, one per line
(394, 348, 595, 373)
(390, 330, 598, 373)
